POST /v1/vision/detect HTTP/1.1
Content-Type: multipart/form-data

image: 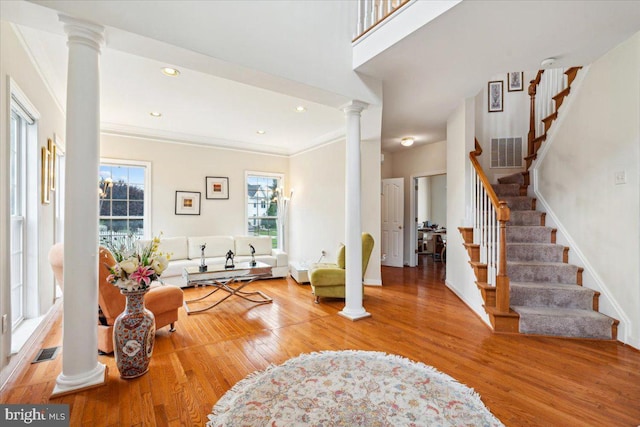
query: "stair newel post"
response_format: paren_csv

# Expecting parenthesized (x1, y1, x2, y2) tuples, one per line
(528, 70, 544, 158)
(496, 201, 510, 313)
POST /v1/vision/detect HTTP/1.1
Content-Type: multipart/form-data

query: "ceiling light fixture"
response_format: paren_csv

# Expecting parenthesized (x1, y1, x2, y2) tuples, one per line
(161, 67, 180, 77)
(150, 111, 162, 117)
(257, 130, 266, 135)
(295, 106, 306, 112)
(401, 137, 415, 147)
(540, 57, 556, 68)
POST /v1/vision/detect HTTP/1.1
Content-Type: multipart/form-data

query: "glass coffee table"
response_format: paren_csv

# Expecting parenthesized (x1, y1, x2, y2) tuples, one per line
(182, 261, 273, 314)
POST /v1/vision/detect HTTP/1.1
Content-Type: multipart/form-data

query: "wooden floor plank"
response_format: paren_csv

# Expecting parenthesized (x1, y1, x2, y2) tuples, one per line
(1, 257, 639, 426)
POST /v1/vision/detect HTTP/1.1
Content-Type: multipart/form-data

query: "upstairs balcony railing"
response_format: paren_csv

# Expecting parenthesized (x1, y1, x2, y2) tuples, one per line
(354, 0, 411, 41)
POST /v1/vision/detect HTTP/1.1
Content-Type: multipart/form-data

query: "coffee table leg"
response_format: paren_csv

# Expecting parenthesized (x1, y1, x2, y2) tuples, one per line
(183, 277, 272, 314)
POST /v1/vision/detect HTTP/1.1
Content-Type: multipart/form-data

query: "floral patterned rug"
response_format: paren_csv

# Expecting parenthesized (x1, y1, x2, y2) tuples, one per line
(207, 350, 504, 426)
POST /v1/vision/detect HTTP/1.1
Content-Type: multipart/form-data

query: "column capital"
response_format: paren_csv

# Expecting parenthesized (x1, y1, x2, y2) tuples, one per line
(341, 100, 369, 115)
(59, 15, 105, 52)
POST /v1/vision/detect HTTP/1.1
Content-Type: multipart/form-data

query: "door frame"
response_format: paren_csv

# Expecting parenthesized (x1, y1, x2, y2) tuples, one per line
(409, 169, 446, 267)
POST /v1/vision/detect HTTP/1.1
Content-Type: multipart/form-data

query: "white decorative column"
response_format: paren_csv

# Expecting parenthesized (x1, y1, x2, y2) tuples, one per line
(52, 16, 106, 397)
(339, 100, 371, 321)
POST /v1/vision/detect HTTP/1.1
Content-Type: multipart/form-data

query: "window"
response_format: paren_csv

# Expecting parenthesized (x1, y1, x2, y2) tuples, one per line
(9, 83, 39, 331)
(10, 110, 27, 327)
(246, 172, 283, 248)
(99, 160, 151, 244)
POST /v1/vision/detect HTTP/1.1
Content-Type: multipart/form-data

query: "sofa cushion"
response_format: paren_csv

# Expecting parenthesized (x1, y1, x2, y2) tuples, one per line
(188, 236, 234, 259)
(159, 236, 189, 261)
(234, 236, 273, 256)
(160, 258, 194, 278)
(138, 236, 188, 261)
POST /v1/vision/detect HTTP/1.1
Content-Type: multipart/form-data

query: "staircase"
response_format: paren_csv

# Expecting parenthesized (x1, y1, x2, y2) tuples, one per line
(460, 66, 619, 340)
(493, 172, 618, 339)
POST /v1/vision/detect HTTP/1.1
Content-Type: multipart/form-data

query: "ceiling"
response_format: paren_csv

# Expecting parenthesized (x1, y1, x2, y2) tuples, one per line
(3, 1, 640, 155)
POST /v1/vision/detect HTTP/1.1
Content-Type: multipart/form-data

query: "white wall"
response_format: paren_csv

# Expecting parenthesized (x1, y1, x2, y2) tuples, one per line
(417, 177, 428, 224)
(0, 22, 65, 373)
(100, 134, 289, 238)
(389, 140, 447, 264)
(474, 71, 533, 183)
(288, 133, 382, 286)
(289, 141, 346, 268)
(381, 151, 394, 179)
(430, 174, 447, 227)
(535, 32, 640, 348)
(446, 98, 490, 325)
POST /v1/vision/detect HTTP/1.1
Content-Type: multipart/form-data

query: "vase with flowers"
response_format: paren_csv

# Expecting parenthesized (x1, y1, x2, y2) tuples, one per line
(104, 234, 169, 378)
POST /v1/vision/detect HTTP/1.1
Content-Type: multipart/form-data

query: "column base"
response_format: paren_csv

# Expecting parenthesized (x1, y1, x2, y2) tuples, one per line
(51, 363, 107, 398)
(338, 309, 372, 321)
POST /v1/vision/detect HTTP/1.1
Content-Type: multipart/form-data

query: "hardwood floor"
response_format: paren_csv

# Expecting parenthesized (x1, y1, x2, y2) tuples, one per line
(2, 258, 639, 426)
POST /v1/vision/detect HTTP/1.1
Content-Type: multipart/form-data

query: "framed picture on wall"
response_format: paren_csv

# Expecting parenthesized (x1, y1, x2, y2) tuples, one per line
(205, 176, 229, 200)
(507, 71, 524, 92)
(41, 146, 50, 204)
(175, 191, 201, 215)
(488, 80, 503, 112)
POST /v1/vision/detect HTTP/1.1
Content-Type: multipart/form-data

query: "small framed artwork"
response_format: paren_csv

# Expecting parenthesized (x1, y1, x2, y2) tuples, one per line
(507, 71, 524, 92)
(488, 80, 503, 112)
(175, 191, 201, 215)
(41, 146, 50, 204)
(206, 176, 229, 200)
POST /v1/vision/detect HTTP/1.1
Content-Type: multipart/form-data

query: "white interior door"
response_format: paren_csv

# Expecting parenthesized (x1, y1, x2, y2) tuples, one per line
(381, 178, 404, 267)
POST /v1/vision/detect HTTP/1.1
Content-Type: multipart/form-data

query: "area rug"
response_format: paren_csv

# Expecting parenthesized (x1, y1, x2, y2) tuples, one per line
(207, 350, 504, 426)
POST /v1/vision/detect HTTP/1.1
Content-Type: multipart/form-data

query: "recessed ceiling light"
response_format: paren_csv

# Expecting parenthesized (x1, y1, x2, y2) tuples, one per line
(401, 137, 415, 147)
(295, 106, 306, 112)
(150, 111, 162, 117)
(161, 67, 180, 77)
(257, 130, 266, 135)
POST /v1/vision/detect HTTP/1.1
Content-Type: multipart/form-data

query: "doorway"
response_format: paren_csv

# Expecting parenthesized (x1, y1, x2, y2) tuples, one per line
(410, 173, 446, 267)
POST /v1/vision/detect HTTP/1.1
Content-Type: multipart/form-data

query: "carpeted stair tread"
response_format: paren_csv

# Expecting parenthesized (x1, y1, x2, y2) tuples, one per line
(508, 211, 544, 226)
(507, 243, 565, 262)
(507, 261, 580, 284)
(501, 196, 535, 211)
(485, 167, 619, 340)
(492, 183, 521, 197)
(510, 282, 595, 310)
(497, 173, 525, 185)
(506, 226, 554, 243)
(512, 306, 614, 339)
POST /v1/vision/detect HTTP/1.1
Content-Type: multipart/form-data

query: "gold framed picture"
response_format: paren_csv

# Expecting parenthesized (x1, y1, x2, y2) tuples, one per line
(41, 146, 50, 204)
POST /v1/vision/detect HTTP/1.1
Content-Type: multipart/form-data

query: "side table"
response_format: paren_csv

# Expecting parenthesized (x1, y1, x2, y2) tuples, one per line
(290, 263, 309, 284)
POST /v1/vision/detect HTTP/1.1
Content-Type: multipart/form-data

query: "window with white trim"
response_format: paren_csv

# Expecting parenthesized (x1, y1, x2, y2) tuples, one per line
(99, 160, 151, 244)
(9, 89, 38, 331)
(246, 172, 283, 249)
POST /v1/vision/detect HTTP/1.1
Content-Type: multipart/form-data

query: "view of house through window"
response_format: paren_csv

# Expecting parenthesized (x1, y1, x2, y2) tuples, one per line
(99, 161, 149, 244)
(246, 173, 282, 248)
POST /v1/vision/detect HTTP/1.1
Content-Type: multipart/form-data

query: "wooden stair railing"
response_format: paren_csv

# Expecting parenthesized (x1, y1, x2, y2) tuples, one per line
(353, 0, 410, 42)
(468, 139, 511, 315)
(526, 67, 582, 170)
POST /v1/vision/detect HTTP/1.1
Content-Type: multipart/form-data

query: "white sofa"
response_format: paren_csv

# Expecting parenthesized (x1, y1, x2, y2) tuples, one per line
(142, 235, 288, 287)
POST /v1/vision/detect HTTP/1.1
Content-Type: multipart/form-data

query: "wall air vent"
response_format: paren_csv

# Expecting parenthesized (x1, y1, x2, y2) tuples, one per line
(491, 137, 523, 168)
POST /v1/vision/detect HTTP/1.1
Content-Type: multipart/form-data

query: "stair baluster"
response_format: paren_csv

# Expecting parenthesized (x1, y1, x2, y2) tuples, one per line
(469, 140, 510, 313)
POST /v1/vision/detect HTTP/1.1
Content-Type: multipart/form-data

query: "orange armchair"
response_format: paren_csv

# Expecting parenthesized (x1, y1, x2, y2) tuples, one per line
(98, 246, 184, 354)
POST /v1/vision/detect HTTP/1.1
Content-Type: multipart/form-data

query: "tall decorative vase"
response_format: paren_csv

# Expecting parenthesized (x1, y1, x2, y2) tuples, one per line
(113, 289, 156, 379)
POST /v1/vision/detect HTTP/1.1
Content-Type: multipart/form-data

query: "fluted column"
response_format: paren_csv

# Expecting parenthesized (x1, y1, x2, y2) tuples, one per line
(52, 15, 106, 396)
(339, 100, 371, 321)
